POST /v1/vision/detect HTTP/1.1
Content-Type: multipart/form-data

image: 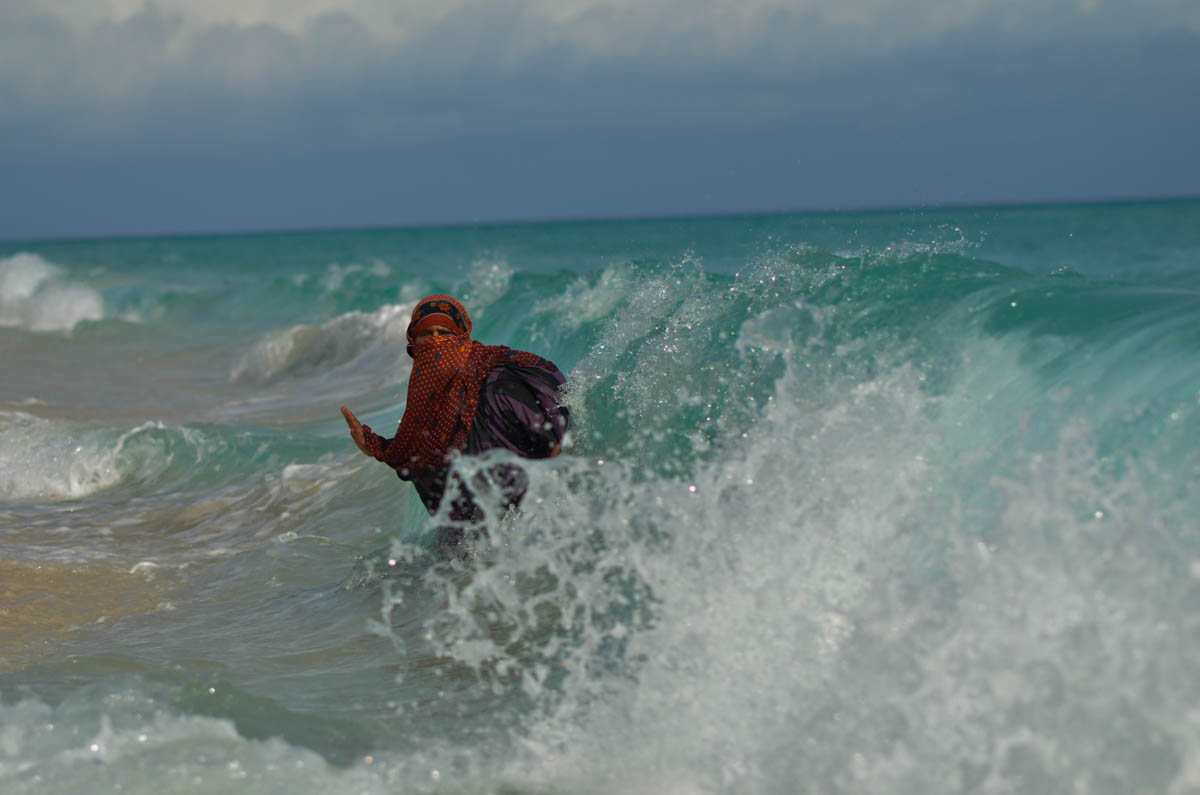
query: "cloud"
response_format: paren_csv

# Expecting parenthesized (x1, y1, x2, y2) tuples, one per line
(1, 0, 1197, 237)
(7, 0, 1193, 142)
(25, 0, 1200, 51)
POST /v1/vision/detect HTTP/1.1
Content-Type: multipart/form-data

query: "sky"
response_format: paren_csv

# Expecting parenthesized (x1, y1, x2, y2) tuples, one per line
(1, 0, 1198, 239)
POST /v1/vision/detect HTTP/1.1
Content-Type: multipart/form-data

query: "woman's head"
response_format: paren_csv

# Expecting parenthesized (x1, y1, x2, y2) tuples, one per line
(407, 295, 471, 354)
(408, 295, 471, 338)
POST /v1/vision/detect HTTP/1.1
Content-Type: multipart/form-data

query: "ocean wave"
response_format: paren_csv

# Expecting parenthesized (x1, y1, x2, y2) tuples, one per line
(229, 303, 411, 383)
(0, 412, 215, 501)
(378, 296, 1200, 793)
(0, 690, 363, 795)
(320, 260, 393, 293)
(347, 243, 1200, 793)
(0, 252, 105, 332)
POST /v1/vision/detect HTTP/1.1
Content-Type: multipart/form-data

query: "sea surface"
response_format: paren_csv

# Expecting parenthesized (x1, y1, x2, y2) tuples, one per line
(1, 200, 1198, 794)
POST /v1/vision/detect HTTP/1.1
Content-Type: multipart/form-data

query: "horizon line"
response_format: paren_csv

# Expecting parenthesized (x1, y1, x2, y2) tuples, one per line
(2, 192, 1197, 247)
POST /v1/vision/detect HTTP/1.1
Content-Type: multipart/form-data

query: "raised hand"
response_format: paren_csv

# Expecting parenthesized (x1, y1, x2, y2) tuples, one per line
(340, 406, 370, 456)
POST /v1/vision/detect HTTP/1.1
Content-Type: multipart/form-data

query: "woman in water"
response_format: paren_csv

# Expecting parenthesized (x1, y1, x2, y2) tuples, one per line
(341, 295, 568, 554)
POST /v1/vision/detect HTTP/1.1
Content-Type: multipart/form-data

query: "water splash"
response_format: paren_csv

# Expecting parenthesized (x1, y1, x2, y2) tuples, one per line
(0, 253, 104, 332)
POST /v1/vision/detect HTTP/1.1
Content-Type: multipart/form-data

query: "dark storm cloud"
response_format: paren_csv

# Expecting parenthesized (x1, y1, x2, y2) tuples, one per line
(0, 2, 1197, 238)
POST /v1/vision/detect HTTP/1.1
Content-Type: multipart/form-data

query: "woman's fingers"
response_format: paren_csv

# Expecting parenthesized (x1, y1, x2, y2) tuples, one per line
(341, 406, 371, 456)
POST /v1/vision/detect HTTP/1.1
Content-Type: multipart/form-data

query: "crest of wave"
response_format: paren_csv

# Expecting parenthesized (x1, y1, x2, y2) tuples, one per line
(0, 412, 202, 501)
(230, 303, 410, 383)
(0, 253, 104, 332)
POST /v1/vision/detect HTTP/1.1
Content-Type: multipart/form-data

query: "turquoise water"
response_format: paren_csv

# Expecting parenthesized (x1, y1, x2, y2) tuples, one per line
(1, 200, 1198, 793)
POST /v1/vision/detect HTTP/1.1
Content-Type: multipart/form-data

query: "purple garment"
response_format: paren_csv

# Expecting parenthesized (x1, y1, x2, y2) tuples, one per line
(407, 362, 568, 516)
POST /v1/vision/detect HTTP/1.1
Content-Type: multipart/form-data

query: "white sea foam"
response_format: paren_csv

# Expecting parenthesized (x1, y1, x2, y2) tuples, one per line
(0, 412, 177, 501)
(0, 694, 389, 795)
(0, 253, 104, 332)
(579, 358, 1190, 794)
(482, 364, 933, 794)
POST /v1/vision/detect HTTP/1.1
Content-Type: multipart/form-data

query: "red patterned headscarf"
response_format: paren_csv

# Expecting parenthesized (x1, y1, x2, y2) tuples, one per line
(405, 294, 471, 356)
(364, 295, 557, 476)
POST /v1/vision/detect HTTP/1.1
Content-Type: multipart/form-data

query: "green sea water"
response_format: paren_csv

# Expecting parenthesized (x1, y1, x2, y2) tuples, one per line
(1, 200, 1199, 793)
